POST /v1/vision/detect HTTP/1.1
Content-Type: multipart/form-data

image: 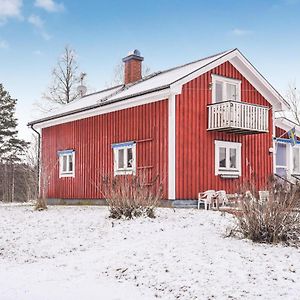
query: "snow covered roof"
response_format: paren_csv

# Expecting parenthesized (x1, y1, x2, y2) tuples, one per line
(28, 48, 288, 128)
(275, 117, 300, 137)
(28, 50, 232, 126)
(41, 85, 124, 118)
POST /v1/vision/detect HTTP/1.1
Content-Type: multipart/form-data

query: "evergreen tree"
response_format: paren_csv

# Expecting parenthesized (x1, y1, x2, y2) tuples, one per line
(0, 84, 29, 202)
(0, 83, 28, 162)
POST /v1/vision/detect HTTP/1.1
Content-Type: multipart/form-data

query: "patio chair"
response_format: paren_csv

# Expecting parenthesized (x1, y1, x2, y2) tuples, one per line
(245, 190, 255, 201)
(259, 190, 269, 202)
(216, 190, 228, 207)
(198, 190, 216, 210)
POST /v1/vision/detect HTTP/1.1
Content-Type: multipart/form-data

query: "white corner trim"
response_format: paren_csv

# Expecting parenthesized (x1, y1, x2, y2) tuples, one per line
(168, 93, 176, 200)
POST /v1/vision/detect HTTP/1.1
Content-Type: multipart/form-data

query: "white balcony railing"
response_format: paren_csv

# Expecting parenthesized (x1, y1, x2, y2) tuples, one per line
(208, 101, 269, 133)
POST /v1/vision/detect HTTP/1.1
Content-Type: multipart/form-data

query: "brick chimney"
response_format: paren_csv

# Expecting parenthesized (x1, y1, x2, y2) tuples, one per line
(122, 49, 144, 85)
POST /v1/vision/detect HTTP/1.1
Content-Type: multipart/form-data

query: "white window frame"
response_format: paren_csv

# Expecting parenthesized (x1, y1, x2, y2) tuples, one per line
(275, 141, 289, 177)
(215, 140, 242, 176)
(58, 150, 75, 178)
(292, 145, 300, 175)
(211, 74, 241, 103)
(112, 142, 136, 176)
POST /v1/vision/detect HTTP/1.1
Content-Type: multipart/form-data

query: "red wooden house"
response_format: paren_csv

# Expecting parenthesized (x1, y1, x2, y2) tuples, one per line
(28, 49, 289, 206)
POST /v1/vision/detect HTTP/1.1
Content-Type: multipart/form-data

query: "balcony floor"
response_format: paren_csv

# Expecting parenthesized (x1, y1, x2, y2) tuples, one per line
(207, 126, 268, 135)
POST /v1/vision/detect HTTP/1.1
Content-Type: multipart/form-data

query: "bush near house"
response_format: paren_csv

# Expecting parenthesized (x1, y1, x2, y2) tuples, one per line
(232, 178, 300, 247)
(102, 174, 162, 219)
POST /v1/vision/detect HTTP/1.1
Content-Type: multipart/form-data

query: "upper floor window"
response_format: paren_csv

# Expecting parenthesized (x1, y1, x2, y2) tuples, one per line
(58, 150, 75, 178)
(212, 74, 241, 103)
(215, 140, 241, 177)
(112, 142, 136, 176)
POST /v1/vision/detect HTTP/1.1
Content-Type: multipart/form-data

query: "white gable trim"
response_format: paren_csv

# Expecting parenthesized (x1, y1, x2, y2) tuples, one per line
(170, 50, 237, 95)
(229, 52, 288, 111)
(168, 93, 176, 199)
(170, 49, 288, 111)
(275, 117, 300, 137)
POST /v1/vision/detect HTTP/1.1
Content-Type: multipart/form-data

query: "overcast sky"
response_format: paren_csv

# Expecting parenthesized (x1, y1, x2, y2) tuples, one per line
(0, 0, 300, 141)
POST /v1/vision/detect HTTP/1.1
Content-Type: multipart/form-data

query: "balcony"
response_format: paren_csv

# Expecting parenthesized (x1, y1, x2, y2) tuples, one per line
(208, 101, 269, 134)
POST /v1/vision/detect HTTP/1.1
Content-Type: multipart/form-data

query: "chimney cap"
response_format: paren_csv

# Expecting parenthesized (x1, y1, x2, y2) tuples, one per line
(122, 49, 144, 62)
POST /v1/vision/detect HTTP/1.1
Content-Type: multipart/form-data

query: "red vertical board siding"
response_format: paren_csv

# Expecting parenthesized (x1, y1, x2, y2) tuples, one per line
(41, 100, 168, 199)
(275, 127, 288, 139)
(176, 61, 274, 199)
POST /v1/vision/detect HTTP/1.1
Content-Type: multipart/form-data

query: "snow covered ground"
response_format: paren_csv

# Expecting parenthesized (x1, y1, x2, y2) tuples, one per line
(0, 204, 300, 300)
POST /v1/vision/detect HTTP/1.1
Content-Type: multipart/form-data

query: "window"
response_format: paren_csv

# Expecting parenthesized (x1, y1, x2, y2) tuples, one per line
(112, 142, 136, 175)
(215, 140, 241, 176)
(275, 142, 288, 177)
(212, 74, 241, 103)
(293, 146, 300, 174)
(58, 150, 75, 178)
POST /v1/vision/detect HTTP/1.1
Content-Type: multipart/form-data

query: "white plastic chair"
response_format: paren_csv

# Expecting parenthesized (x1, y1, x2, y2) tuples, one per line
(245, 190, 255, 200)
(216, 190, 228, 207)
(259, 191, 269, 202)
(198, 190, 216, 210)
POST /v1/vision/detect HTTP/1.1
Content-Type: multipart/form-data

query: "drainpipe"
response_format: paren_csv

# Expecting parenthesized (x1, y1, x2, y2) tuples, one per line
(30, 125, 41, 198)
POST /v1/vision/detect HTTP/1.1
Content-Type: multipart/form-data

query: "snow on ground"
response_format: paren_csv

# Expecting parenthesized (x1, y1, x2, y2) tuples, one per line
(0, 204, 300, 300)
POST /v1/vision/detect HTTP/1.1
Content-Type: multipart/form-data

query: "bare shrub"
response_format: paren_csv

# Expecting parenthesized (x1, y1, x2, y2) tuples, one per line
(35, 197, 48, 211)
(232, 178, 300, 247)
(102, 174, 162, 219)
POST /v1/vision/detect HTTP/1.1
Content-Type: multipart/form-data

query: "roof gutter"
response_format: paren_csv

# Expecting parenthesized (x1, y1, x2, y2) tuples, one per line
(29, 124, 41, 198)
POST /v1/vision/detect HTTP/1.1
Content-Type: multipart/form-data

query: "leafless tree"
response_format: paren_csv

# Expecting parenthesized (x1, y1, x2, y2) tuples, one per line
(285, 82, 300, 125)
(38, 45, 83, 112)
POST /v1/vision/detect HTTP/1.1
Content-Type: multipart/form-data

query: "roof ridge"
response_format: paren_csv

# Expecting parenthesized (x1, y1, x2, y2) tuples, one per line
(114, 49, 234, 90)
(82, 84, 123, 99)
(82, 49, 234, 102)
(156, 49, 234, 75)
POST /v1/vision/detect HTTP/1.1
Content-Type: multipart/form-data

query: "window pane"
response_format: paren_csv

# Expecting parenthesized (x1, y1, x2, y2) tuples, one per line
(227, 83, 237, 101)
(219, 147, 226, 168)
(230, 148, 237, 168)
(215, 81, 223, 102)
(276, 167, 287, 177)
(293, 148, 300, 173)
(69, 154, 73, 172)
(127, 148, 133, 168)
(62, 155, 67, 172)
(118, 149, 124, 169)
(276, 143, 287, 166)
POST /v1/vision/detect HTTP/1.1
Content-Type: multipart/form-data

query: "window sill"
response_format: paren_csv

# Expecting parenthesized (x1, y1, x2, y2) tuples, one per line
(217, 169, 241, 178)
(220, 174, 240, 179)
(114, 169, 135, 176)
(59, 173, 75, 178)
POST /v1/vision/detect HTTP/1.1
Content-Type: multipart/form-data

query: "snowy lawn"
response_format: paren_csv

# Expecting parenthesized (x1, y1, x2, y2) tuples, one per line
(0, 204, 300, 300)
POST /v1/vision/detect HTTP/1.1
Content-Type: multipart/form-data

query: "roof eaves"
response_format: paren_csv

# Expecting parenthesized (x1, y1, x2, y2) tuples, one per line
(27, 85, 170, 127)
